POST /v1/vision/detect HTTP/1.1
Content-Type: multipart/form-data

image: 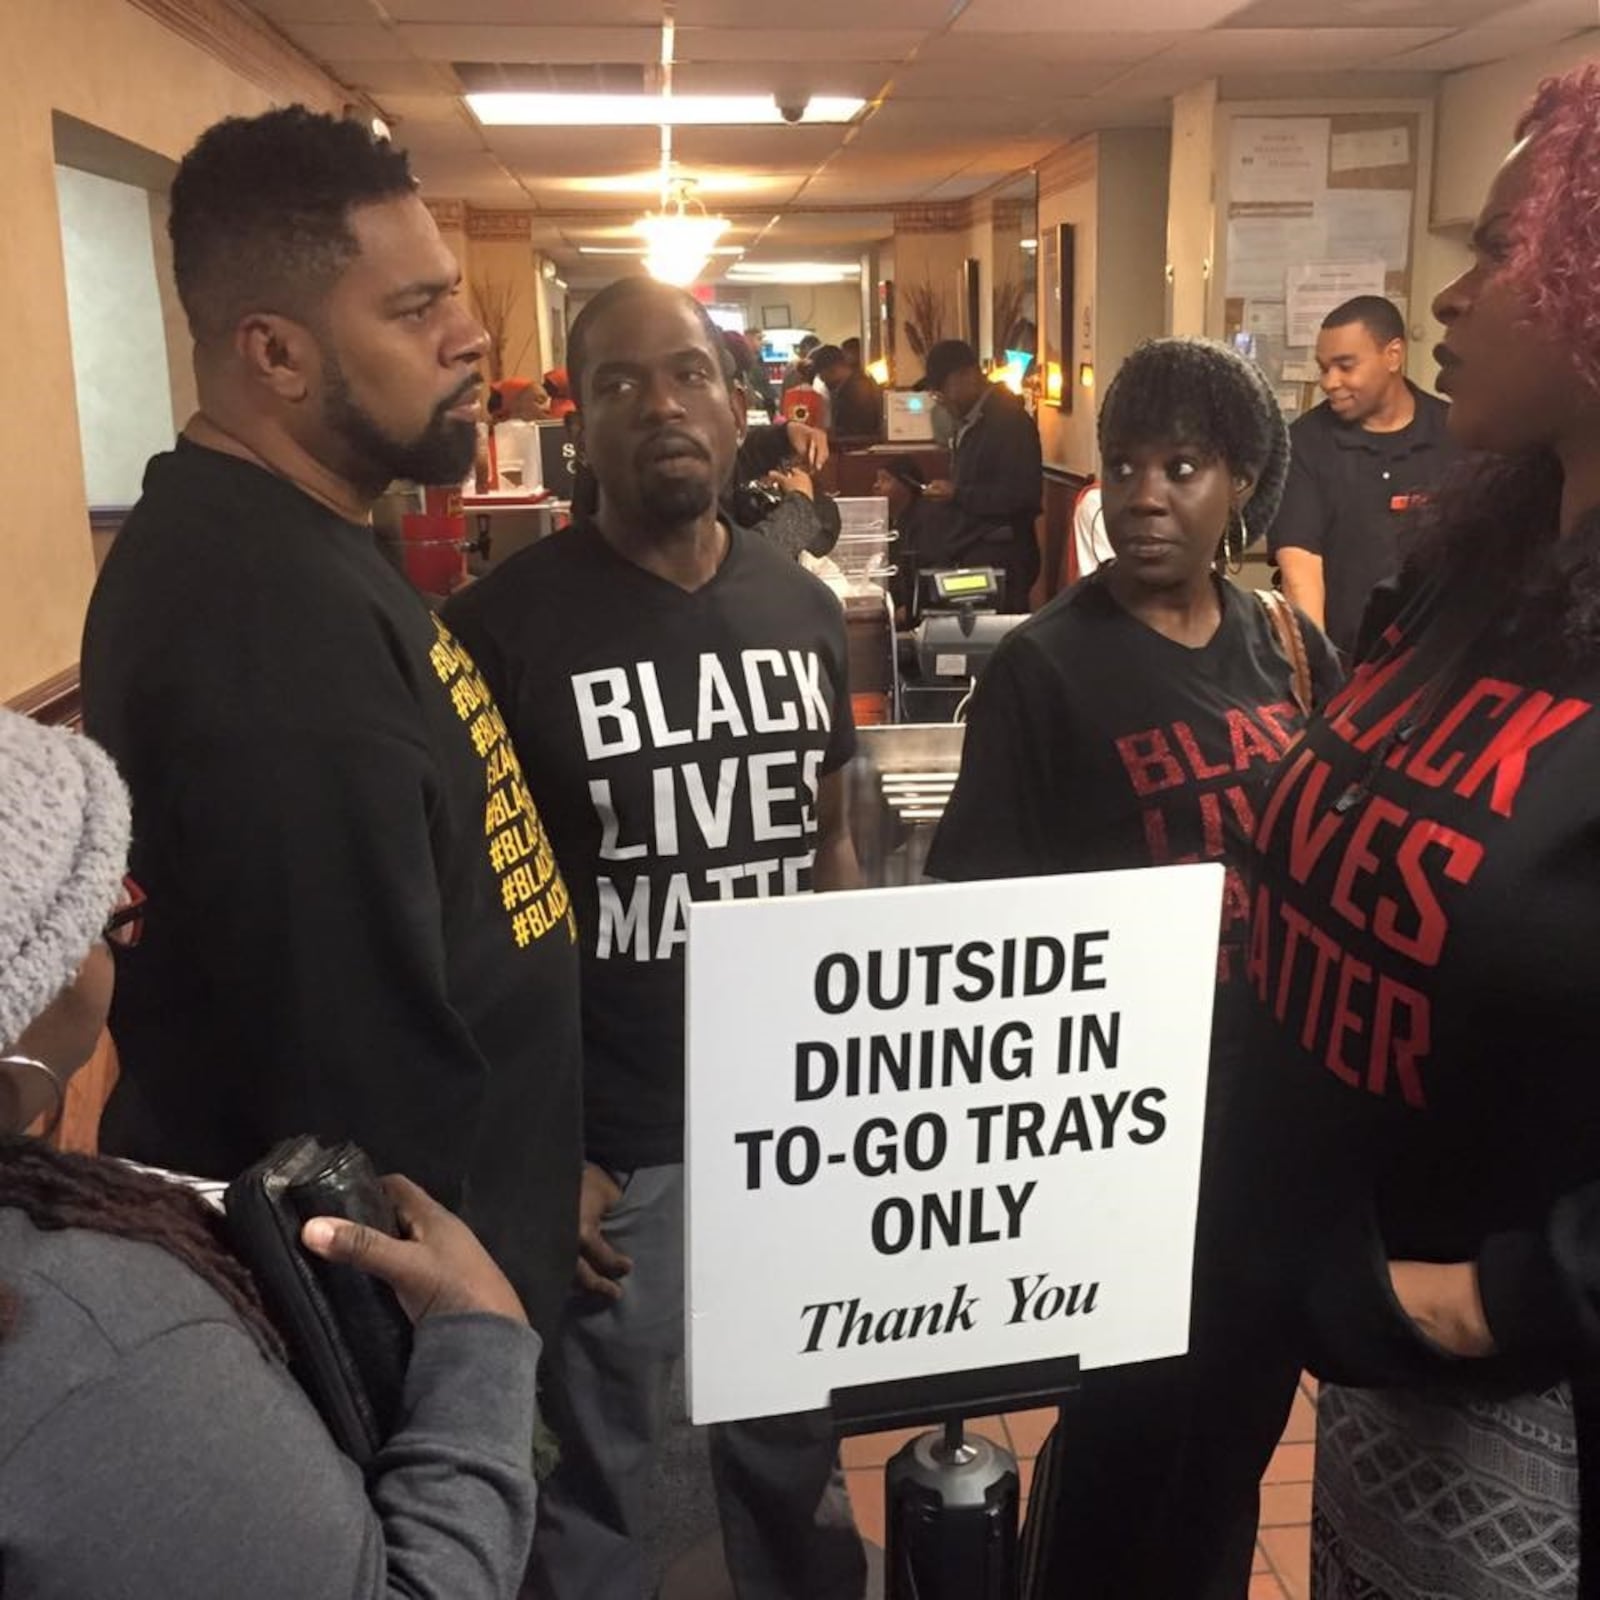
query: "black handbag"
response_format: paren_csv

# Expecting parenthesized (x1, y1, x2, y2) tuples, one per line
(225, 1135, 413, 1464)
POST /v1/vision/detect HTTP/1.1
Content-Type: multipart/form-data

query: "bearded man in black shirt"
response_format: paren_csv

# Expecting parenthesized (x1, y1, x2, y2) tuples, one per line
(445, 277, 866, 1600)
(80, 108, 582, 1346)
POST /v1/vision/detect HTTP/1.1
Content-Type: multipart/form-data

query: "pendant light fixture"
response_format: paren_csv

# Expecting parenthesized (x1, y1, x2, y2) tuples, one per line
(634, 6, 730, 289)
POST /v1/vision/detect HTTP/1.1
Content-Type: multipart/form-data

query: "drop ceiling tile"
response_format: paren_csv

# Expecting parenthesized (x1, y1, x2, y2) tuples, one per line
(1176, 25, 1450, 60)
(248, 0, 374, 22)
(952, 0, 1254, 30)
(386, 0, 663, 18)
(675, 0, 951, 21)
(1383, 20, 1588, 66)
(1218, 68, 1442, 93)
(268, 22, 413, 61)
(399, 24, 659, 62)
(915, 28, 1182, 61)
(1222, 0, 1505, 23)
(333, 60, 456, 94)
(1090, 55, 1215, 98)
(856, 99, 1057, 140)
(670, 61, 897, 98)
(671, 125, 850, 165)
(890, 58, 1124, 98)
(674, 27, 926, 61)
(372, 92, 471, 125)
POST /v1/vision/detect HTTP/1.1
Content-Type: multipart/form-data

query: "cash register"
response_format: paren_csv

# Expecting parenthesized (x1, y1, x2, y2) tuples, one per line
(900, 566, 1029, 723)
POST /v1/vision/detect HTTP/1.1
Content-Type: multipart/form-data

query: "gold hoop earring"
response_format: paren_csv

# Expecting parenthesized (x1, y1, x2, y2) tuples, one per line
(0, 1054, 65, 1140)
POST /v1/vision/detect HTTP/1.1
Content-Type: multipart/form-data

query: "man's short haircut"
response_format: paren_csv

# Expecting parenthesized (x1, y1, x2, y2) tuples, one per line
(169, 105, 417, 343)
(1321, 295, 1406, 347)
(566, 276, 725, 406)
(808, 344, 847, 375)
(923, 339, 982, 392)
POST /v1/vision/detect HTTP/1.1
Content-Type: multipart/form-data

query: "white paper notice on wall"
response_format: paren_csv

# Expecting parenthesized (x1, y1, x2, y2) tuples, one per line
(1286, 260, 1387, 348)
(684, 865, 1223, 1425)
(1329, 126, 1410, 174)
(1230, 118, 1331, 207)
(1321, 190, 1414, 274)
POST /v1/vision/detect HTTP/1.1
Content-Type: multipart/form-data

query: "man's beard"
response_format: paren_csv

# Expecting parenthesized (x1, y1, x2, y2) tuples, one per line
(640, 475, 716, 526)
(322, 353, 478, 488)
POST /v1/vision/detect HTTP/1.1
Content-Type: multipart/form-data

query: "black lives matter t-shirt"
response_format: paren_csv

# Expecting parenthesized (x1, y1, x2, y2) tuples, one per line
(82, 441, 581, 1341)
(926, 573, 1341, 1085)
(1234, 578, 1600, 1387)
(445, 523, 855, 1168)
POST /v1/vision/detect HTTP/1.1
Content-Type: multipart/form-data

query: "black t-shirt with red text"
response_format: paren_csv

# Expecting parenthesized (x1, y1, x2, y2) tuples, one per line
(1237, 577, 1600, 1387)
(444, 523, 855, 1170)
(926, 572, 1341, 1087)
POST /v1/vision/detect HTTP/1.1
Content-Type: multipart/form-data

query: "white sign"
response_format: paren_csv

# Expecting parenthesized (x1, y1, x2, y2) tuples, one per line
(1330, 126, 1410, 174)
(1321, 190, 1414, 274)
(685, 865, 1224, 1425)
(1225, 213, 1328, 299)
(1286, 259, 1387, 347)
(1230, 118, 1330, 208)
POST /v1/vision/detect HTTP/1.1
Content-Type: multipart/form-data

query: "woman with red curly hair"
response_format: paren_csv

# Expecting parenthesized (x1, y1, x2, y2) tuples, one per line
(1224, 62, 1600, 1598)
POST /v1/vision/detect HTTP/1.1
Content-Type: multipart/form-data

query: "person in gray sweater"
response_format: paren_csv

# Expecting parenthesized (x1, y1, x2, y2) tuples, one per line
(0, 705, 544, 1600)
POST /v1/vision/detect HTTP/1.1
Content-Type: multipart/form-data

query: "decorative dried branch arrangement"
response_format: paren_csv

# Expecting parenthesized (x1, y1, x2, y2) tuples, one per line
(992, 277, 1030, 354)
(901, 279, 951, 361)
(468, 272, 534, 382)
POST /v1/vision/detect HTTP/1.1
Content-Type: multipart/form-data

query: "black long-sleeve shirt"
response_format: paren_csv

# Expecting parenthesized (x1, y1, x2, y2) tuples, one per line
(81, 442, 582, 1341)
(945, 387, 1043, 563)
(1233, 571, 1600, 1580)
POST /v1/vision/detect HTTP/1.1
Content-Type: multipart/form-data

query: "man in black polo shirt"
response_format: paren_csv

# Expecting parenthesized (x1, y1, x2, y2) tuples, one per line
(1268, 295, 1461, 658)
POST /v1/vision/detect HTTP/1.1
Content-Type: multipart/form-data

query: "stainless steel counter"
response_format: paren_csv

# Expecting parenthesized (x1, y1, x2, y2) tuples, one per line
(844, 723, 966, 888)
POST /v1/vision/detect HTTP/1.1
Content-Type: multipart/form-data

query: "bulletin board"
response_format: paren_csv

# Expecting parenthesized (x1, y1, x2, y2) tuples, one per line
(1220, 111, 1422, 419)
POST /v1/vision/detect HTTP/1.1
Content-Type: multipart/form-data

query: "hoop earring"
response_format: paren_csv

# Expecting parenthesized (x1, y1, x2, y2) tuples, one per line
(1226, 507, 1247, 574)
(0, 1054, 65, 1141)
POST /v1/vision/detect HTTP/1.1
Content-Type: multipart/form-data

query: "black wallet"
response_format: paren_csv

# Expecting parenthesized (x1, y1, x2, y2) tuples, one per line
(225, 1136, 414, 1464)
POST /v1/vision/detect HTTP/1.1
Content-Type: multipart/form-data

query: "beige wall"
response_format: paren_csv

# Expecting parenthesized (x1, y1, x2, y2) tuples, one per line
(1093, 129, 1170, 434)
(1167, 81, 1219, 338)
(1433, 30, 1599, 226)
(1, 0, 338, 701)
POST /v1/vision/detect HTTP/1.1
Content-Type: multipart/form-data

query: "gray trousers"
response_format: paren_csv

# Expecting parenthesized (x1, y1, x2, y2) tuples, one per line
(529, 1164, 867, 1600)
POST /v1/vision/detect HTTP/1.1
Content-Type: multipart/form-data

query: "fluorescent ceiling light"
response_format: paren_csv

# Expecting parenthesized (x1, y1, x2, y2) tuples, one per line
(727, 261, 860, 284)
(466, 93, 865, 128)
(1020, 238, 1038, 250)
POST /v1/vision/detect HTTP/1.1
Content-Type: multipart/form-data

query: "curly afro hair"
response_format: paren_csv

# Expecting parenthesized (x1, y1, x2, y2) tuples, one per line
(1097, 337, 1290, 543)
(1507, 63, 1600, 399)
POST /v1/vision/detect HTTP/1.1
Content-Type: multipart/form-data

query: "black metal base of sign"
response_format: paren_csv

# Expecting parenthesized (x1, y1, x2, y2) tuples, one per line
(829, 1352, 1080, 1437)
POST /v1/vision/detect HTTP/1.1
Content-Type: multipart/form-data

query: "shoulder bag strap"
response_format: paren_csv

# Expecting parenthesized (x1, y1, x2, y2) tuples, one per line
(1256, 588, 1313, 718)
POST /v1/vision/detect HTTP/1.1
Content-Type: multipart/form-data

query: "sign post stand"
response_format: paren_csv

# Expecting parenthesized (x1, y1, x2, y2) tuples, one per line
(686, 865, 1224, 1595)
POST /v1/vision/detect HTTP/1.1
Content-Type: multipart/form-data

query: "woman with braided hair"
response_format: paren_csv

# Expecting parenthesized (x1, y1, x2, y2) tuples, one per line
(0, 706, 545, 1599)
(927, 335, 1340, 1596)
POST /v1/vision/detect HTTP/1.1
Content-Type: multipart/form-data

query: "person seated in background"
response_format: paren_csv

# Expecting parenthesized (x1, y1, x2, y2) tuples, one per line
(1267, 293, 1461, 660)
(810, 343, 884, 439)
(542, 367, 577, 419)
(734, 408, 841, 562)
(488, 376, 551, 422)
(921, 338, 1044, 609)
(0, 708, 542, 1600)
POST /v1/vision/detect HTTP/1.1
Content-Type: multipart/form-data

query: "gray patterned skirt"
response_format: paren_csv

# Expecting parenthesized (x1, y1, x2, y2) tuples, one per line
(1312, 1382, 1580, 1598)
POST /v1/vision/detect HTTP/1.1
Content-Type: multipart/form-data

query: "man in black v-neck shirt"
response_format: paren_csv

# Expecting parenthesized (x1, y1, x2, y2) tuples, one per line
(445, 277, 865, 1600)
(1268, 296, 1462, 658)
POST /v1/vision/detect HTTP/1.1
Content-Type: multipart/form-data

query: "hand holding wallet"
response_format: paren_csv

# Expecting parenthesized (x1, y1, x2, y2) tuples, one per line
(225, 1135, 413, 1464)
